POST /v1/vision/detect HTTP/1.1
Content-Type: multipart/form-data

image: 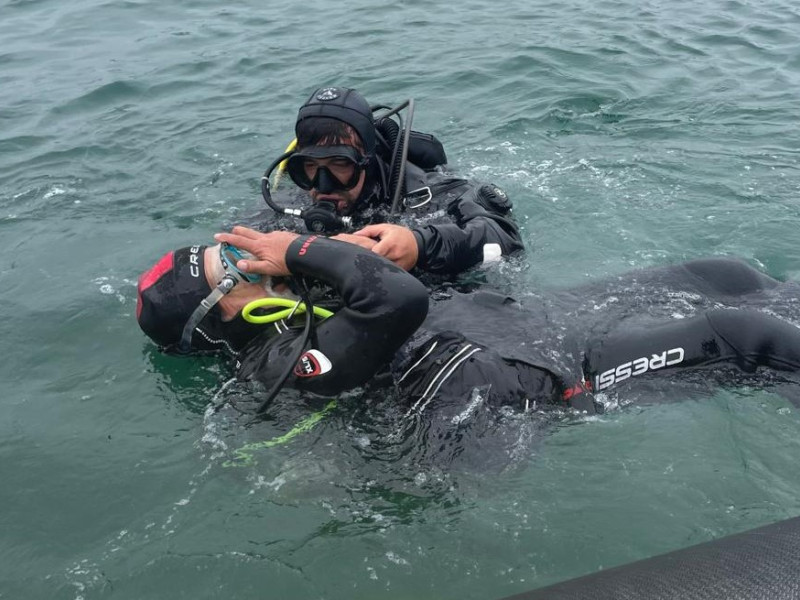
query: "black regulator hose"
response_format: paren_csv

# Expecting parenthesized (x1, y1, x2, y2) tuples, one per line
(254, 276, 316, 417)
(374, 116, 401, 201)
(261, 151, 301, 216)
(373, 117, 397, 183)
(385, 99, 415, 215)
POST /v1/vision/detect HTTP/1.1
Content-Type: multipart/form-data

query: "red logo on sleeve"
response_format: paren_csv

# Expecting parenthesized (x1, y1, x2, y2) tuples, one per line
(298, 236, 319, 256)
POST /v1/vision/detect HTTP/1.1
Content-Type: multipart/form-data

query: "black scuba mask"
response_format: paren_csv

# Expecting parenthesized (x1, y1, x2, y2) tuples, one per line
(286, 145, 369, 192)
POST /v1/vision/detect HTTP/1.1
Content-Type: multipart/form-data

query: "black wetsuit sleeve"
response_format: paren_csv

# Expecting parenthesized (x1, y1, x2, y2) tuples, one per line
(583, 308, 800, 393)
(236, 236, 429, 395)
(412, 183, 524, 274)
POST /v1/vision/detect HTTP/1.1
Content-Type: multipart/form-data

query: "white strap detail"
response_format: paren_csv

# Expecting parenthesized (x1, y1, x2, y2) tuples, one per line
(414, 348, 482, 415)
(398, 341, 439, 383)
(409, 344, 482, 415)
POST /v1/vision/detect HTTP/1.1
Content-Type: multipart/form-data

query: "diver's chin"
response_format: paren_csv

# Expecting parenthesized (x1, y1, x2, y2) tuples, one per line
(263, 277, 298, 301)
(337, 199, 357, 215)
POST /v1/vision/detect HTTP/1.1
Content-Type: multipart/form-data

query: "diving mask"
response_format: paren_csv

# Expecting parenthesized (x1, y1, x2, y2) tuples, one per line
(286, 145, 369, 193)
(219, 242, 261, 284)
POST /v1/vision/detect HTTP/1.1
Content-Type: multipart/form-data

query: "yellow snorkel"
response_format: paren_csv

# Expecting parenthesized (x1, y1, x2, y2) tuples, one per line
(271, 138, 297, 190)
(241, 297, 333, 325)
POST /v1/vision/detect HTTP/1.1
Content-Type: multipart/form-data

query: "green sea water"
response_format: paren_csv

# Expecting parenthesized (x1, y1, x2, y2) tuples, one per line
(2, 0, 800, 598)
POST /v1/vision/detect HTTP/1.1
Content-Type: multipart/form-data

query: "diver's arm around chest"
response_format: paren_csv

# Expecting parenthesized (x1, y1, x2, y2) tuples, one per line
(237, 235, 430, 395)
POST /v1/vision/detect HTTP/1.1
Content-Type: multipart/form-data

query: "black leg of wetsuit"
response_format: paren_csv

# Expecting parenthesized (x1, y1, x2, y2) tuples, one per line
(704, 309, 800, 372)
(569, 257, 780, 303)
(677, 258, 780, 297)
(583, 308, 800, 393)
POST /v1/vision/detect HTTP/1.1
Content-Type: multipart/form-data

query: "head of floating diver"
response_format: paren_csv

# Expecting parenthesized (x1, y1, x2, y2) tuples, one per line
(136, 243, 298, 355)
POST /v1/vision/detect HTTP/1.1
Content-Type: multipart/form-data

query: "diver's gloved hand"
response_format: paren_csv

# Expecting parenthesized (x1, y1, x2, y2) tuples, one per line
(302, 200, 349, 234)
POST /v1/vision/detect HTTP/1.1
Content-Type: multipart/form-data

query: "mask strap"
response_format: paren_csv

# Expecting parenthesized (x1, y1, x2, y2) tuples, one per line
(178, 275, 238, 352)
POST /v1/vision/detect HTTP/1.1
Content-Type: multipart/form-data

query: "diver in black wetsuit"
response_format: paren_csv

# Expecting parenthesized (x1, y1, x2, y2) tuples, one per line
(136, 228, 800, 417)
(259, 86, 523, 274)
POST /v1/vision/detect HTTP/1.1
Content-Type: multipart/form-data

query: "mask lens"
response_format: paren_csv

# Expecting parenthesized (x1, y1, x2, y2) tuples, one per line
(285, 155, 314, 190)
(286, 146, 367, 192)
(220, 243, 261, 283)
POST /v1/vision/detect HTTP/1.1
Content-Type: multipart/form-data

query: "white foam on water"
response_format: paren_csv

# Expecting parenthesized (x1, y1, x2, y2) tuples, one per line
(43, 186, 67, 199)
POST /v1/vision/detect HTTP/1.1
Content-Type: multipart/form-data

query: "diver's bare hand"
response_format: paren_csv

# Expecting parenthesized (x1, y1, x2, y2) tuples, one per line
(214, 226, 299, 276)
(354, 223, 419, 271)
(331, 232, 378, 251)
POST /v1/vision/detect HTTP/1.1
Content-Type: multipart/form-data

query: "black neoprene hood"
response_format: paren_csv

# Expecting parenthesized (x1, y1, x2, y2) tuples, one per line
(295, 87, 376, 156)
(136, 246, 211, 347)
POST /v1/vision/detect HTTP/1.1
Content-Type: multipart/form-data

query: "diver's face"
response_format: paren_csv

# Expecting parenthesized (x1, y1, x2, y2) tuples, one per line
(305, 154, 366, 215)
